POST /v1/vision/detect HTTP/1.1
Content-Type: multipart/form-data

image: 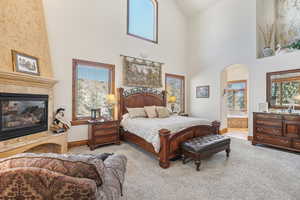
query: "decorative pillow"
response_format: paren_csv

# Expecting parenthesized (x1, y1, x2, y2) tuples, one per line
(122, 113, 130, 120)
(144, 106, 157, 118)
(156, 106, 170, 118)
(0, 153, 105, 186)
(127, 107, 147, 118)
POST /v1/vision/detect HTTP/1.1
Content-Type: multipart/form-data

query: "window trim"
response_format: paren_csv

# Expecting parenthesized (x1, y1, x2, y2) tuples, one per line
(165, 73, 185, 113)
(127, 0, 158, 44)
(72, 59, 115, 126)
(227, 80, 247, 112)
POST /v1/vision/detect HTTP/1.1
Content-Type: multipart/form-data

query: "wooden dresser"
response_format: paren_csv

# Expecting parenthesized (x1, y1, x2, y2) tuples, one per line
(253, 112, 300, 152)
(88, 120, 120, 150)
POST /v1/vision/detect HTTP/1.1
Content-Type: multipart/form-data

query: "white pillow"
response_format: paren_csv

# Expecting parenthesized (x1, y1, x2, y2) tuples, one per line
(156, 106, 170, 118)
(127, 107, 147, 118)
(144, 106, 157, 118)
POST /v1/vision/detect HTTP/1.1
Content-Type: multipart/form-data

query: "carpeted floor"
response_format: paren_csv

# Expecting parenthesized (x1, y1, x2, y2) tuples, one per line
(69, 138, 300, 200)
(225, 128, 248, 140)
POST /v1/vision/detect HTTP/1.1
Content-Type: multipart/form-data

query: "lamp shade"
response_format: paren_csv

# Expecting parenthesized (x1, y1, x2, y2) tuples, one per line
(106, 94, 117, 105)
(168, 96, 177, 103)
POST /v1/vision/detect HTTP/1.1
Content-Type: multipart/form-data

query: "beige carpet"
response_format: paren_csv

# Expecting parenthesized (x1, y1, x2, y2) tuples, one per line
(225, 131, 248, 140)
(69, 138, 300, 200)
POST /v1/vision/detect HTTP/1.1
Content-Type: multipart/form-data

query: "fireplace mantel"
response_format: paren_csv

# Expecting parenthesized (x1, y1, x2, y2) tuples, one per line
(0, 69, 68, 157)
(0, 69, 57, 89)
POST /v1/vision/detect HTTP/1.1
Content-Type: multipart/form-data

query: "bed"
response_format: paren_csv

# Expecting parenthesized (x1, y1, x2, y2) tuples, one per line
(118, 88, 220, 169)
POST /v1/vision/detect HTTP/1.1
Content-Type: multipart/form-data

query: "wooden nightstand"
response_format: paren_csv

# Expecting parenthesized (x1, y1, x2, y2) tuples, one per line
(88, 120, 120, 150)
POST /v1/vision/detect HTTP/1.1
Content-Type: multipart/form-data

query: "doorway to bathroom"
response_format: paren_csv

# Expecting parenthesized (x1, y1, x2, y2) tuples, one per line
(221, 64, 249, 140)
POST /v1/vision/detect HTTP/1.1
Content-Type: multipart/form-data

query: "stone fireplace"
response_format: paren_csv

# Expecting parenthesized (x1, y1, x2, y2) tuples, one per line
(0, 70, 67, 158)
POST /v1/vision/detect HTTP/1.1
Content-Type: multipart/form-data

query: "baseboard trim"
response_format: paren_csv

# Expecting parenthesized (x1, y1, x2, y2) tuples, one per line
(247, 136, 253, 141)
(220, 128, 228, 134)
(68, 140, 88, 149)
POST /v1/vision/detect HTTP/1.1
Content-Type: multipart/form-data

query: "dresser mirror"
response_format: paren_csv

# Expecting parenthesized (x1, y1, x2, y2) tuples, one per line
(267, 69, 300, 110)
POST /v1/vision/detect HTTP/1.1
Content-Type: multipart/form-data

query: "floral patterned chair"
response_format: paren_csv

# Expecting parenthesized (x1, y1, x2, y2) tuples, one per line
(0, 153, 127, 200)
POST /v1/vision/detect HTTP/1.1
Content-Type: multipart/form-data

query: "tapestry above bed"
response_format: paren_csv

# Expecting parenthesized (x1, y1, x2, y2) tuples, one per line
(122, 55, 163, 88)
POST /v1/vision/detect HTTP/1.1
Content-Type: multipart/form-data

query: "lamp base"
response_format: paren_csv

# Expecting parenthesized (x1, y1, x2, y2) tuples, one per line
(171, 104, 175, 113)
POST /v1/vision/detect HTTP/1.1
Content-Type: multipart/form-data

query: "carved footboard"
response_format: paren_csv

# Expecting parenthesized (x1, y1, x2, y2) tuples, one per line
(158, 121, 221, 169)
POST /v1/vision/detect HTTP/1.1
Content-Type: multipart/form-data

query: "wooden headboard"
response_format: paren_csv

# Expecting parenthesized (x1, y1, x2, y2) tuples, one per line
(118, 88, 166, 120)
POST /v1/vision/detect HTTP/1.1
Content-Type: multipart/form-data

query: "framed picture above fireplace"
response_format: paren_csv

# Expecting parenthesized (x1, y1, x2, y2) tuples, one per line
(0, 93, 48, 141)
(11, 50, 40, 76)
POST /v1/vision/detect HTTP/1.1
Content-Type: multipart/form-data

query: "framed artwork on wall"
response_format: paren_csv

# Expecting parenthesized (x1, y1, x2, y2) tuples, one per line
(122, 55, 163, 88)
(196, 85, 210, 98)
(258, 102, 268, 113)
(11, 50, 40, 76)
(256, 0, 300, 58)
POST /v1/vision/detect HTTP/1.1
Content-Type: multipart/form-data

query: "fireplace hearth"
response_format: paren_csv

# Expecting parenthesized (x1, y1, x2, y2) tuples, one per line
(0, 93, 48, 141)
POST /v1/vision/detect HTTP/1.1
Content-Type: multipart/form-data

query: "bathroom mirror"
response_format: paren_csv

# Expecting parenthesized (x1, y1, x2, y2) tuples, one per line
(267, 69, 300, 110)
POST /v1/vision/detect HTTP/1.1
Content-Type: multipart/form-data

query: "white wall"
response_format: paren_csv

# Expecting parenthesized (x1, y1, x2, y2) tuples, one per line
(43, 0, 188, 142)
(225, 64, 249, 82)
(188, 0, 300, 136)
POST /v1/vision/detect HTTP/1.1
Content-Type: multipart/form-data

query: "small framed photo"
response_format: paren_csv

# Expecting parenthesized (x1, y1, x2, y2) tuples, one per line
(196, 85, 210, 98)
(12, 50, 40, 76)
(258, 102, 268, 112)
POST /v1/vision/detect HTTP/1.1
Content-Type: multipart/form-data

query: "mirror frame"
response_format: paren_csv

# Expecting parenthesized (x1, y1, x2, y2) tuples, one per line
(267, 69, 300, 110)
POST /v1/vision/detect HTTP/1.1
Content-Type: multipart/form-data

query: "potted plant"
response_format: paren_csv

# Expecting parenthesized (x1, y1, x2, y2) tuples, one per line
(285, 39, 300, 50)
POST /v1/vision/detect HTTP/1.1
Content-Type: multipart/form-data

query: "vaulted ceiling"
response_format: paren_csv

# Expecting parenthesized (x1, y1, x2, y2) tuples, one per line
(176, 0, 222, 16)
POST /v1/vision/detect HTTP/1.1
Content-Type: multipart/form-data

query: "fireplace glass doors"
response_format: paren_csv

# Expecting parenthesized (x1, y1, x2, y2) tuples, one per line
(0, 93, 48, 141)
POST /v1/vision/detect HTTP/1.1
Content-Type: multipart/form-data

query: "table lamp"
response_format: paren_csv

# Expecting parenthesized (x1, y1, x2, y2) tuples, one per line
(106, 94, 117, 120)
(168, 96, 177, 113)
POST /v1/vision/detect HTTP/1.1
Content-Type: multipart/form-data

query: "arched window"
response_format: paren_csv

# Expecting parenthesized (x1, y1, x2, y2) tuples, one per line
(127, 0, 158, 43)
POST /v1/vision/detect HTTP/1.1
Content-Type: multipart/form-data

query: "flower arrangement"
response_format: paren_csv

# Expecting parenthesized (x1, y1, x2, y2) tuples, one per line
(258, 23, 275, 48)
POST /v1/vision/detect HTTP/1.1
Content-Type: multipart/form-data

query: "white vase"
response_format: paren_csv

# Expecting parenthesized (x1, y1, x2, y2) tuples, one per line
(262, 47, 274, 57)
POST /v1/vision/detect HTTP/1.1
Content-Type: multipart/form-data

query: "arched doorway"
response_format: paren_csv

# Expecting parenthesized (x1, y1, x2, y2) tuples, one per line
(220, 64, 249, 140)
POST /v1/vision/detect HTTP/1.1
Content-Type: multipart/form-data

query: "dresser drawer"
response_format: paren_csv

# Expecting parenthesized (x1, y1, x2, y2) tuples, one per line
(255, 134, 291, 147)
(255, 114, 282, 120)
(283, 115, 300, 121)
(292, 139, 300, 150)
(255, 119, 282, 127)
(94, 135, 118, 144)
(93, 121, 118, 130)
(256, 126, 282, 136)
(94, 128, 118, 136)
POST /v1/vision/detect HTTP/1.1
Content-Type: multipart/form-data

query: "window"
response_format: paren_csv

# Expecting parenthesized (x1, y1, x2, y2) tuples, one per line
(227, 80, 247, 115)
(165, 74, 185, 113)
(127, 0, 158, 43)
(72, 59, 115, 125)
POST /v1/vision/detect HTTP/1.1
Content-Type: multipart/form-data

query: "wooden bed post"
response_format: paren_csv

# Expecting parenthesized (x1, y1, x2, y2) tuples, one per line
(117, 88, 124, 121)
(162, 90, 167, 106)
(159, 129, 171, 169)
(212, 121, 221, 135)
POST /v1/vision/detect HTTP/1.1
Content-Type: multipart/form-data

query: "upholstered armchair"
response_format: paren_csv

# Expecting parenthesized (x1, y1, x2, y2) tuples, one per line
(0, 153, 127, 200)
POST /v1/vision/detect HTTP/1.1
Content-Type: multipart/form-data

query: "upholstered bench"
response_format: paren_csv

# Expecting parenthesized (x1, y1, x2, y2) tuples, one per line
(181, 135, 231, 171)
